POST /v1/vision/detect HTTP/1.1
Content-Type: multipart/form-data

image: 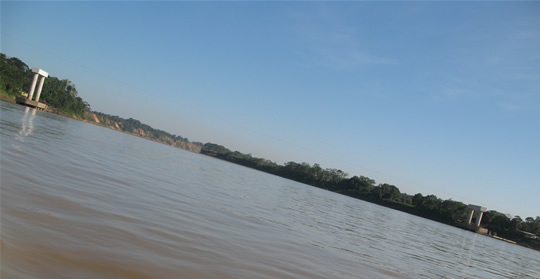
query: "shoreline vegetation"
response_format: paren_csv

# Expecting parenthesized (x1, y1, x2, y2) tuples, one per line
(2, 53, 539, 251)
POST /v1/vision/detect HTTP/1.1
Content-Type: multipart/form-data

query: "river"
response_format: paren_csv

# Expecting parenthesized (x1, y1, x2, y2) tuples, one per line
(1, 101, 539, 279)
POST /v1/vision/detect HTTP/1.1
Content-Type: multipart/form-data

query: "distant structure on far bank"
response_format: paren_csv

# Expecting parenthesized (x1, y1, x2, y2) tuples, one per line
(16, 67, 49, 110)
(466, 204, 488, 233)
(457, 204, 488, 234)
(457, 204, 520, 244)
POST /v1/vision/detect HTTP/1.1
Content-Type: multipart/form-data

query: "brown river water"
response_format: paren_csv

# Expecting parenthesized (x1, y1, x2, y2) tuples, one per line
(1, 101, 539, 279)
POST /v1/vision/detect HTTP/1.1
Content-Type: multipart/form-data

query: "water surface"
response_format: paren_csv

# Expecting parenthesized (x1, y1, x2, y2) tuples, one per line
(1, 101, 539, 278)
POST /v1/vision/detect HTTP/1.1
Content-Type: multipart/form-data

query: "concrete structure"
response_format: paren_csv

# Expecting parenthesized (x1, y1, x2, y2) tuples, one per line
(28, 68, 48, 102)
(466, 204, 487, 227)
(16, 68, 49, 110)
(459, 204, 488, 234)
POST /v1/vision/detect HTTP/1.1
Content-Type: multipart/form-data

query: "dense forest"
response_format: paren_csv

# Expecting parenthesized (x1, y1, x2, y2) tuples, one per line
(200, 143, 540, 249)
(2, 53, 539, 250)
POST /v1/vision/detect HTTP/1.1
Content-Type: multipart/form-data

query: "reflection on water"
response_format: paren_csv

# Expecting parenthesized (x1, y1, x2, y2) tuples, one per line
(1, 100, 539, 279)
(460, 232, 478, 269)
(18, 106, 36, 138)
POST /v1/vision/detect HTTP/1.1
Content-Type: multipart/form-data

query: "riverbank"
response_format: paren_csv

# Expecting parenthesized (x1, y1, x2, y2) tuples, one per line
(0, 91, 16, 103)
(1, 96, 201, 153)
(0, 92, 60, 115)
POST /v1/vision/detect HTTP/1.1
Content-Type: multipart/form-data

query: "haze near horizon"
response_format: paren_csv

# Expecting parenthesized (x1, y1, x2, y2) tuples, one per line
(2, 1, 539, 218)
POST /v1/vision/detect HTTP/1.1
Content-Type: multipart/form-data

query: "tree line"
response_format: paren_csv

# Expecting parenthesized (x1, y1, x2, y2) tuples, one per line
(201, 142, 540, 249)
(0, 53, 90, 117)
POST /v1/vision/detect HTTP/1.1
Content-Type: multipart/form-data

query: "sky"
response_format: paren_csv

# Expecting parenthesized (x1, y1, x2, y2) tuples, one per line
(2, 1, 539, 218)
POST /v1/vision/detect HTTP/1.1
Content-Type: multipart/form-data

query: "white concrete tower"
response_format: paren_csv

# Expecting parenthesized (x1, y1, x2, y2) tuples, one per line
(27, 68, 49, 102)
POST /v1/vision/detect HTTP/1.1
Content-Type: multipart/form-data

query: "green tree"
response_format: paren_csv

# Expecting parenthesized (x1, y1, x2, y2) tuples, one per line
(535, 217, 540, 235)
(0, 53, 30, 96)
(38, 77, 89, 116)
(372, 183, 401, 201)
(483, 211, 511, 235)
(398, 193, 413, 205)
(201, 143, 231, 156)
(412, 193, 424, 207)
(510, 216, 523, 233)
(419, 195, 442, 216)
(440, 199, 467, 223)
(338, 175, 376, 194)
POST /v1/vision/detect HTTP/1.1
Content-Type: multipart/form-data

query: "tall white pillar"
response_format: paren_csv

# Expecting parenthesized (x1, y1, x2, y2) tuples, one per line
(475, 211, 484, 227)
(34, 76, 47, 102)
(27, 73, 39, 100)
(27, 68, 49, 102)
(466, 209, 474, 224)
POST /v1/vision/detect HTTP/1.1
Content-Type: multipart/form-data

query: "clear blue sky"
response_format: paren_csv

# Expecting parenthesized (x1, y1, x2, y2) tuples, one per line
(2, 1, 539, 218)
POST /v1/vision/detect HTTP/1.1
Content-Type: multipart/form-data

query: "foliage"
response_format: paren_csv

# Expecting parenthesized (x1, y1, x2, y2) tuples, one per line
(337, 176, 375, 194)
(40, 77, 89, 116)
(439, 199, 468, 223)
(483, 210, 511, 234)
(375, 183, 401, 201)
(0, 53, 31, 96)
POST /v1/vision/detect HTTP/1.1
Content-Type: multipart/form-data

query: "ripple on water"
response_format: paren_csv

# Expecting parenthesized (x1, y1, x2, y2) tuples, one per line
(1, 101, 539, 279)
